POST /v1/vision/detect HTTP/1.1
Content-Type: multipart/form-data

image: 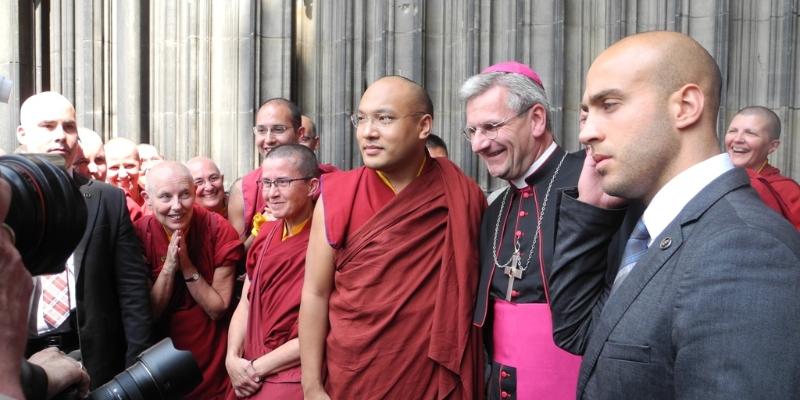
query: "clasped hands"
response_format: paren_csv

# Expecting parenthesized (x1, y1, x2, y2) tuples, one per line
(162, 230, 195, 278)
(226, 356, 262, 398)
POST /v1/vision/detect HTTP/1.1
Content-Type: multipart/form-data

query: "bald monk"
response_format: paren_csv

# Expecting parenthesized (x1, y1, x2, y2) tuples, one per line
(229, 99, 337, 252)
(549, 31, 800, 399)
(72, 143, 91, 179)
(187, 156, 228, 218)
(78, 128, 107, 181)
(425, 133, 449, 158)
(228, 98, 306, 250)
(226, 144, 320, 400)
(724, 106, 800, 228)
(299, 76, 486, 399)
(134, 161, 243, 400)
(299, 115, 319, 151)
(105, 137, 145, 221)
(137, 143, 164, 191)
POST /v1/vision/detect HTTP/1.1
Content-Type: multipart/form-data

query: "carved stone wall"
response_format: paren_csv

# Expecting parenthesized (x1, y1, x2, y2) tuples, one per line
(2, 0, 797, 189)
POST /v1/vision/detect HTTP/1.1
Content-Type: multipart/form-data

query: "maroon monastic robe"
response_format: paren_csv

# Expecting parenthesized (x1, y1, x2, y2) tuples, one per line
(134, 205, 244, 400)
(125, 193, 144, 222)
(748, 164, 800, 229)
(321, 157, 486, 399)
(225, 220, 309, 399)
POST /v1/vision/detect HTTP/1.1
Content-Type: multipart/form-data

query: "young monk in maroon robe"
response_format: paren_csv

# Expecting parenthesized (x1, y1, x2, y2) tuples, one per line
(299, 76, 486, 399)
(105, 137, 146, 222)
(229, 99, 337, 253)
(134, 161, 243, 400)
(226, 145, 320, 399)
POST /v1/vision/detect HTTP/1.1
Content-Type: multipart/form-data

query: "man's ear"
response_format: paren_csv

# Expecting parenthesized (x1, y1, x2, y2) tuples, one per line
(417, 114, 433, 140)
(672, 84, 704, 129)
(529, 103, 547, 139)
(16, 125, 26, 144)
(307, 177, 320, 196)
(296, 125, 306, 141)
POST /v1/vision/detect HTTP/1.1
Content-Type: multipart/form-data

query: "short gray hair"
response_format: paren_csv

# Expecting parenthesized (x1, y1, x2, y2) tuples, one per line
(459, 72, 552, 132)
(735, 106, 781, 140)
(264, 144, 320, 178)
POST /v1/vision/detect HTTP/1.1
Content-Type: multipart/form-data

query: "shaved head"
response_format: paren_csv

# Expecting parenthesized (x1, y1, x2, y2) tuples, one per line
(145, 161, 196, 233)
(185, 156, 226, 212)
(264, 144, 321, 179)
(146, 161, 194, 192)
(78, 128, 104, 155)
(19, 92, 75, 128)
(599, 31, 722, 128)
(580, 31, 723, 203)
(16, 91, 79, 164)
(105, 137, 142, 198)
(186, 156, 221, 175)
(734, 106, 781, 140)
(355, 76, 434, 176)
(105, 137, 140, 160)
(375, 76, 434, 118)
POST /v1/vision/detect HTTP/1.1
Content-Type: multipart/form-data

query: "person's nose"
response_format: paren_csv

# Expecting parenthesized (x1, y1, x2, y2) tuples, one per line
(51, 123, 67, 142)
(470, 133, 490, 154)
(579, 113, 602, 146)
(88, 162, 98, 173)
(360, 119, 381, 141)
(266, 183, 281, 198)
(169, 196, 180, 210)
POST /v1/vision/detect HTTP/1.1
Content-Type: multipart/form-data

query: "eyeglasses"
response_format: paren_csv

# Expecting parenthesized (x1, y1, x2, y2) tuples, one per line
(260, 176, 312, 189)
(462, 105, 533, 141)
(350, 112, 427, 129)
(299, 135, 317, 143)
(252, 125, 293, 137)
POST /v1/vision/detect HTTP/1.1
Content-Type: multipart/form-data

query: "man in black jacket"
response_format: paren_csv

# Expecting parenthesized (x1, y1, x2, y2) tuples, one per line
(17, 91, 153, 390)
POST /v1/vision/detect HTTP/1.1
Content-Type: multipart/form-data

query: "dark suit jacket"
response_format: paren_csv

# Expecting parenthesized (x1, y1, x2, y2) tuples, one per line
(29, 176, 153, 388)
(550, 168, 800, 399)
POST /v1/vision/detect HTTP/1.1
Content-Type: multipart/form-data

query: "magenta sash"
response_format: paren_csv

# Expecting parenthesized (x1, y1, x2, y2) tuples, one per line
(493, 300, 581, 399)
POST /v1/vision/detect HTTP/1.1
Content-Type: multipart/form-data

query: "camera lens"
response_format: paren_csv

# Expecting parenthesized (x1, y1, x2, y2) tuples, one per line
(0, 154, 87, 275)
(88, 338, 202, 400)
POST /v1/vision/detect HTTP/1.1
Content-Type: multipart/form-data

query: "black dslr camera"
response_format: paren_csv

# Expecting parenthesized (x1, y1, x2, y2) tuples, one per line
(0, 153, 86, 275)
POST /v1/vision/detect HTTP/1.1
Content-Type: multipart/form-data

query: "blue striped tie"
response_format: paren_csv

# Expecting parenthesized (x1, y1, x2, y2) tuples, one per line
(611, 219, 650, 292)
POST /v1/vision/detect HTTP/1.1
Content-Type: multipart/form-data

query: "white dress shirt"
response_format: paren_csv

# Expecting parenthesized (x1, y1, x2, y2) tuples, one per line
(642, 153, 734, 246)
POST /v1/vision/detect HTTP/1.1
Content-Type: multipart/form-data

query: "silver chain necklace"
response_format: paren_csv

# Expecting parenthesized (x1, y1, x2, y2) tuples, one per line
(491, 152, 567, 275)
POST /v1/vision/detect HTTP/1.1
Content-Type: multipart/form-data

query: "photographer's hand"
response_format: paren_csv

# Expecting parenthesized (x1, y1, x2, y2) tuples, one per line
(27, 348, 90, 399)
(0, 173, 33, 399)
(150, 230, 181, 318)
(0, 221, 32, 400)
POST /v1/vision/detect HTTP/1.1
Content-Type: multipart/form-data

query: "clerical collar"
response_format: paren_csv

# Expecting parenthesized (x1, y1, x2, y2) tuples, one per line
(510, 142, 557, 189)
(282, 217, 310, 240)
(376, 156, 427, 194)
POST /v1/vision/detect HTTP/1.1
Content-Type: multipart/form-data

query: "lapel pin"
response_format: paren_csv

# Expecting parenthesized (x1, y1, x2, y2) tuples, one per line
(660, 237, 672, 249)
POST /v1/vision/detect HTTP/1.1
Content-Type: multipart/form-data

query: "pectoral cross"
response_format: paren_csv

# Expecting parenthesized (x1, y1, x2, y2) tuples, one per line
(504, 251, 523, 301)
